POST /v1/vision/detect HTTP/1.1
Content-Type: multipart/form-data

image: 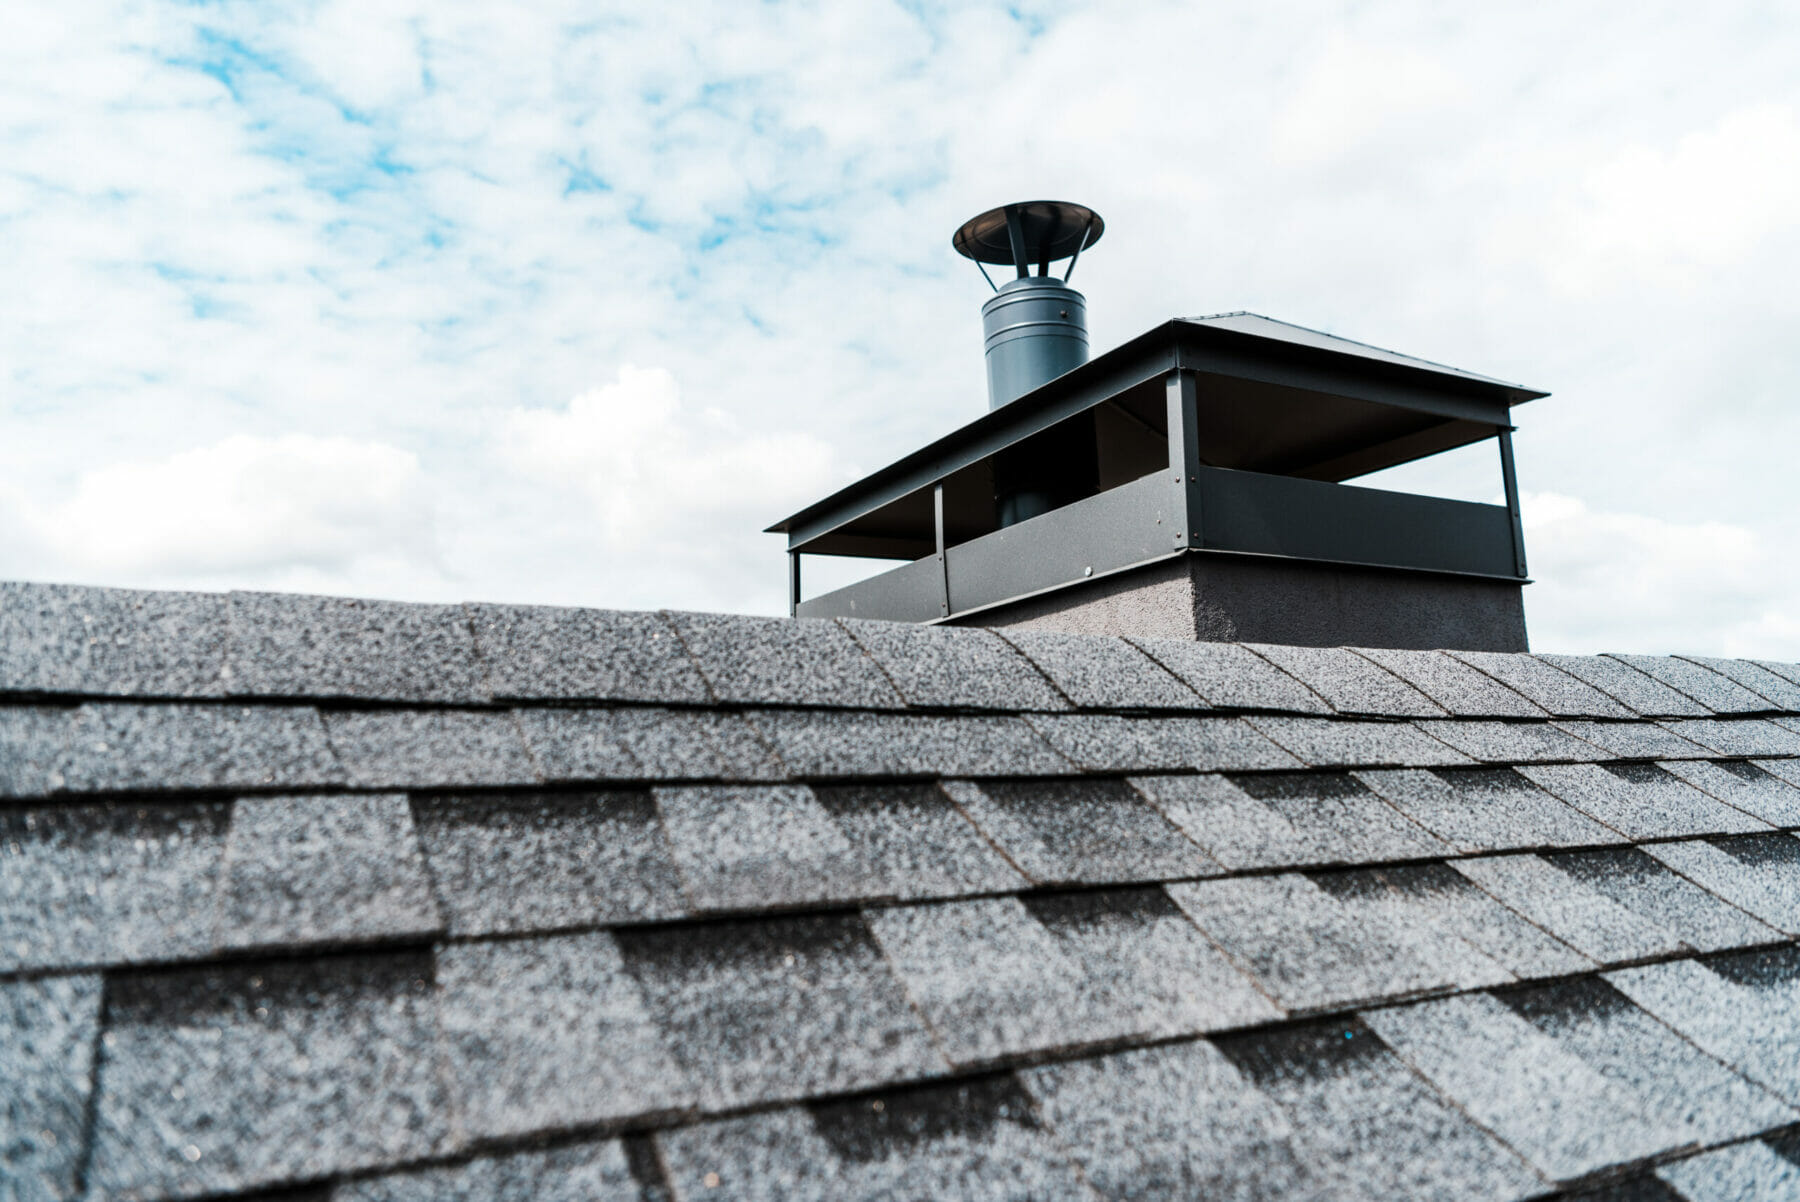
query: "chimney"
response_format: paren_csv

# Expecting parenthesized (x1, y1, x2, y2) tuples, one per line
(767, 202, 1544, 651)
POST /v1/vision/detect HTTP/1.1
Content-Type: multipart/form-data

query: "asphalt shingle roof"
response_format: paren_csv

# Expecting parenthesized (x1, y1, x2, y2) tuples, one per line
(4, 580, 1800, 1200)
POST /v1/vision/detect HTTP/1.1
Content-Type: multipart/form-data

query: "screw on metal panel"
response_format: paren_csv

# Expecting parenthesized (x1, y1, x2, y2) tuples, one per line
(1084, 566, 1093, 576)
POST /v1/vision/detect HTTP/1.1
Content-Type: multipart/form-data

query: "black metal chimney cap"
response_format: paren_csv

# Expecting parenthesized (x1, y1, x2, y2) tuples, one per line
(953, 200, 1103, 266)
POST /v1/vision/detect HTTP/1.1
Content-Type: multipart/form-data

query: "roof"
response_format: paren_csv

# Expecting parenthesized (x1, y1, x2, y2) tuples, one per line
(5, 579, 1800, 1200)
(1183, 312, 1537, 391)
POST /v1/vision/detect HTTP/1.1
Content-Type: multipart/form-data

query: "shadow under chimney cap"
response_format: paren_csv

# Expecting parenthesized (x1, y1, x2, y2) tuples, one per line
(953, 200, 1103, 266)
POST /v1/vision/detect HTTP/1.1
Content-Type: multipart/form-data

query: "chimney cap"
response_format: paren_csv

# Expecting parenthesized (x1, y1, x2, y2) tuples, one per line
(953, 200, 1103, 267)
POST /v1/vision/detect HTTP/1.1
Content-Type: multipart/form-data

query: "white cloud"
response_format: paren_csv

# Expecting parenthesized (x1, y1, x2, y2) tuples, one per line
(1270, 33, 1467, 167)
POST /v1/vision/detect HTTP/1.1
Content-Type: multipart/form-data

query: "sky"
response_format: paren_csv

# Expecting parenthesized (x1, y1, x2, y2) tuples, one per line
(3, 0, 1799, 655)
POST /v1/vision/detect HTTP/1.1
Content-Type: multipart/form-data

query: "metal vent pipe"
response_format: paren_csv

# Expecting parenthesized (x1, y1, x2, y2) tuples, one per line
(981, 276, 1089, 409)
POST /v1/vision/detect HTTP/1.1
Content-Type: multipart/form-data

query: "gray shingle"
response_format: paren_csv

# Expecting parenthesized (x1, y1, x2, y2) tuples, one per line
(1659, 718, 1800, 757)
(1754, 660, 1800, 689)
(1645, 836, 1800, 935)
(1680, 656, 1800, 712)
(215, 794, 441, 952)
(1130, 638, 1330, 713)
(86, 951, 450, 1199)
(324, 709, 535, 788)
(1446, 650, 1634, 718)
(616, 913, 943, 1109)
(654, 784, 886, 911)
(1519, 762, 1770, 839)
(1359, 991, 1686, 1182)
(1244, 716, 1474, 767)
(660, 611, 902, 709)
(1352, 648, 1547, 718)
(1549, 846, 1782, 954)
(1664, 759, 1800, 827)
(0, 582, 227, 698)
(996, 628, 1204, 710)
(1412, 719, 1600, 764)
(60, 702, 343, 794)
(944, 777, 1219, 885)
(1, 801, 229, 973)
(838, 619, 1067, 711)
(1022, 713, 1302, 773)
(1452, 854, 1684, 963)
(1539, 655, 1710, 717)
(1166, 874, 1446, 1013)
(813, 783, 1028, 901)
(339, 1140, 643, 1202)
(410, 790, 685, 936)
(518, 706, 784, 784)
(1243, 644, 1446, 717)
(466, 602, 708, 704)
(743, 710, 1067, 779)
(1607, 948, 1800, 1106)
(1022, 1040, 1313, 1202)
(1, 974, 102, 1202)
(1356, 767, 1622, 853)
(1131, 771, 1448, 871)
(436, 933, 692, 1140)
(1658, 1141, 1800, 1202)
(1761, 758, 1800, 789)
(1216, 1018, 1546, 1201)
(1608, 654, 1775, 715)
(227, 591, 487, 703)
(1552, 719, 1711, 760)
(0, 705, 74, 798)
(655, 1076, 1095, 1202)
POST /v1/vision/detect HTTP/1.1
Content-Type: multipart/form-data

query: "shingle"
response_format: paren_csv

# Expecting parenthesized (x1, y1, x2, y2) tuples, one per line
(1679, 656, 1800, 712)
(655, 1076, 1094, 1202)
(1022, 888, 1281, 1039)
(1359, 991, 1685, 1182)
(944, 777, 1219, 885)
(1552, 719, 1710, 760)
(1606, 948, 1800, 1105)
(812, 783, 1027, 901)
(742, 710, 1067, 779)
(1446, 650, 1635, 718)
(323, 709, 535, 788)
(1, 974, 103, 1202)
(1215, 1017, 1546, 1201)
(1658, 718, 1800, 757)
(838, 619, 1068, 711)
(616, 913, 942, 1109)
(654, 784, 886, 911)
(660, 611, 903, 709)
(1539, 655, 1710, 717)
(1452, 854, 1684, 963)
(518, 706, 784, 784)
(1608, 654, 1775, 715)
(1658, 1141, 1800, 1202)
(0, 705, 75, 798)
(1760, 758, 1800, 790)
(86, 951, 450, 1199)
(996, 628, 1204, 710)
(1244, 716, 1474, 767)
(60, 702, 343, 794)
(465, 602, 708, 704)
(1243, 644, 1446, 717)
(1356, 767, 1623, 853)
(1664, 759, 1800, 827)
(1412, 719, 1600, 764)
(1022, 713, 1302, 773)
(1130, 637, 1331, 713)
(1131, 771, 1449, 870)
(0, 800, 230, 973)
(1548, 846, 1782, 954)
(1644, 836, 1800, 935)
(226, 591, 487, 703)
(410, 790, 686, 936)
(339, 1140, 644, 1202)
(1352, 648, 1548, 718)
(1022, 1040, 1313, 1202)
(0, 582, 228, 698)
(1519, 762, 1770, 839)
(214, 793, 441, 952)
(1166, 874, 1446, 1013)
(863, 897, 1111, 1065)
(436, 932, 693, 1140)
